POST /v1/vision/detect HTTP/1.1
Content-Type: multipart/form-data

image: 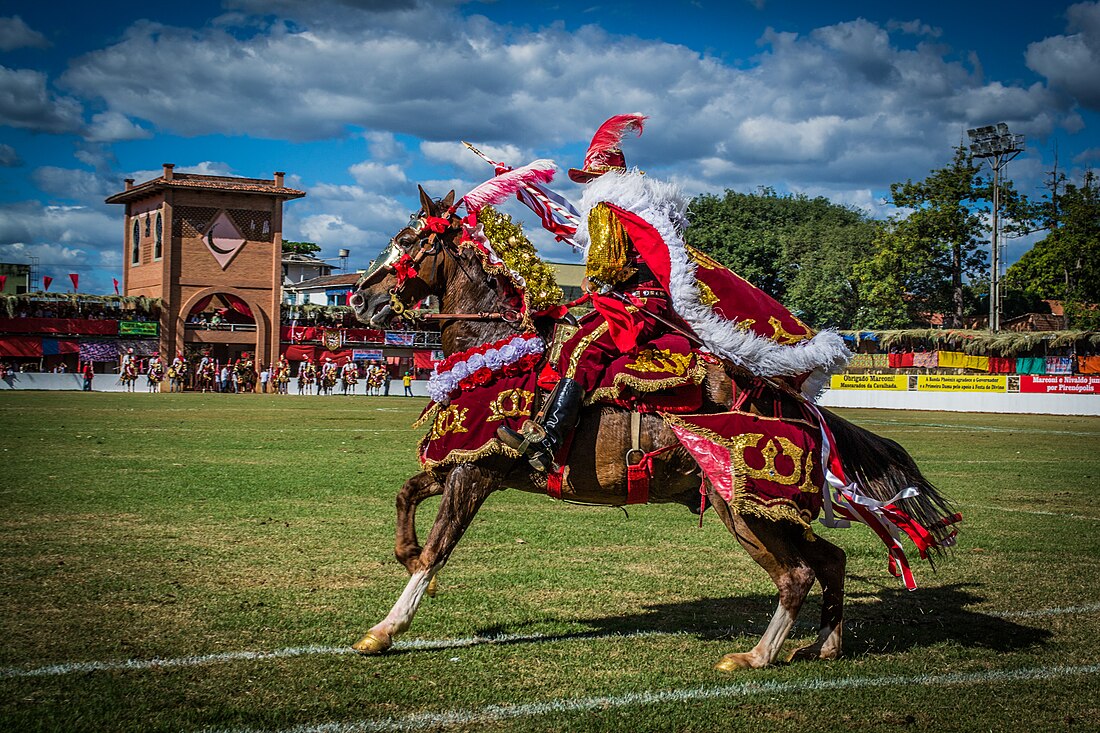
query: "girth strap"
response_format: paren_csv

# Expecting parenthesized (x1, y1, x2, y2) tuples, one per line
(624, 412, 675, 505)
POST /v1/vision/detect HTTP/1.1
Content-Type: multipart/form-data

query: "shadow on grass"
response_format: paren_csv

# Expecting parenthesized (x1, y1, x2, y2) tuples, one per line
(442, 581, 1050, 660)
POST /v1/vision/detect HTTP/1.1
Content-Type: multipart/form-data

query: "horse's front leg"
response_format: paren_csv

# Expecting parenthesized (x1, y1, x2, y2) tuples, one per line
(354, 463, 498, 655)
(394, 472, 445, 594)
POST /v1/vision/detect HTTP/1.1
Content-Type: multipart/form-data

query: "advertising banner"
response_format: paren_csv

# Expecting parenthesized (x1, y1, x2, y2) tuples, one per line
(353, 348, 384, 362)
(917, 375, 1007, 392)
(1019, 375, 1100, 395)
(384, 332, 416, 346)
(829, 374, 908, 391)
(119, 321, 159, 336)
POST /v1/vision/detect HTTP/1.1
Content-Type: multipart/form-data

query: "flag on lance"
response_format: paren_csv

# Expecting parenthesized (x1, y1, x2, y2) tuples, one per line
(462, 142, 580, 247)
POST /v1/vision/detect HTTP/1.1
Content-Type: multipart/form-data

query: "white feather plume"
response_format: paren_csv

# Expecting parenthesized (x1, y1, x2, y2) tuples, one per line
(462, 160, 557, 213)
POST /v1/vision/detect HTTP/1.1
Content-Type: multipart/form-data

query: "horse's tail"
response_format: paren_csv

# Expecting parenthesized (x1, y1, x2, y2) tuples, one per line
(818, 406, 959, 560)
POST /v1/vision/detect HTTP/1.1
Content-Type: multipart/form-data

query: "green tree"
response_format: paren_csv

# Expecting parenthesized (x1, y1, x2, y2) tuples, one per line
(282, 240, 321, 256)
(780, 220, 880, 328)
(1004, 171, 1100, 328)
(685, 187, 876, 328)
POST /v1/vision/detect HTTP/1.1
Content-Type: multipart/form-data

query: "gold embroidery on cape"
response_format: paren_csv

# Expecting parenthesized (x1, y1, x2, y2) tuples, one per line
(430, 405, 469, 439)
(686, 245, 722, 270)
(487, 388, 536, 422)
(548, 322, 579, 365)
(734, 435, 809, 487)
(661, 412, 823, 538)
(586, 359, 708, 405)
(585, 203, 636, 285)
(768, 315, 812, 345)
(735, 318, 756, 332)
(695, 278, 719, 306)
(626, 348, 693, 377)
(564, 321, 610, 379)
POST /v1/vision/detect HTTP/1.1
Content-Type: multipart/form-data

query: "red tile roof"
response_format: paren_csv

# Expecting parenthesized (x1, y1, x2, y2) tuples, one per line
(106, 172, 305, 204)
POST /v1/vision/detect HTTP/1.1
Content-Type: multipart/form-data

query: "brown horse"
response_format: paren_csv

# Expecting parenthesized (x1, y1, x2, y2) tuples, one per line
(348, 187, 957, 670)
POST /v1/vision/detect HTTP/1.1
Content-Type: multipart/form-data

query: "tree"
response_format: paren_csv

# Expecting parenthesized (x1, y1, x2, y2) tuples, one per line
(685, 187, 877, 328)
(282, 240, 321, 256)
(874, 146, 989, 327)
(1004, 171, 1100, 328)
(780, 220, 880, 328)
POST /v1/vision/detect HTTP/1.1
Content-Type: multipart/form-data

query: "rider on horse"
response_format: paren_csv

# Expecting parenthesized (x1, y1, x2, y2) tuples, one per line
(498, 114, 850, 472)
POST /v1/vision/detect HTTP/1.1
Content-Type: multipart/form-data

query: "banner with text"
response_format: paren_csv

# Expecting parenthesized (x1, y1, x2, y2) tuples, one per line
(353, 348, 384, 362)
(1020, 375, 1100, 395)
(917, 375, 1007, 392)
(119, 321, 159, 337)
(830, 374, 908, 391)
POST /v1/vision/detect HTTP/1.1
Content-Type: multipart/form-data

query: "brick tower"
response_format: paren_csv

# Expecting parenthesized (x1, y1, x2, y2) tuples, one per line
(106, 165, 305, 378)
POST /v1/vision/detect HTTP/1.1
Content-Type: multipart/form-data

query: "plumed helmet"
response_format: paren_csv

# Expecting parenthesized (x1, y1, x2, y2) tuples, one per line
(568, 113, 647, 183)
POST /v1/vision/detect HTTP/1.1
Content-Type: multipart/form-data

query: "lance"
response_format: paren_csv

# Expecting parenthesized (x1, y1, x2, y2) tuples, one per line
(461, 141, 581, 247)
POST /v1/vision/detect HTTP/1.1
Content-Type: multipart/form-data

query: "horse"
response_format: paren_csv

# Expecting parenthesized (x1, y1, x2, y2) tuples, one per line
(146, 362, 164, 393)
(298, 366, 314, 395)
(195, 363, 216, 393)
(167, 364, 186, 392)
(347, 187, 958, 670)
(120, 361, 138, 392)
(341, 368, 358, 396)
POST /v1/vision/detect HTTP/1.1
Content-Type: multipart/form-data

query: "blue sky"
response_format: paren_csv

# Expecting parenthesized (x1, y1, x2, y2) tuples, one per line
(1, 0, 1099, 295)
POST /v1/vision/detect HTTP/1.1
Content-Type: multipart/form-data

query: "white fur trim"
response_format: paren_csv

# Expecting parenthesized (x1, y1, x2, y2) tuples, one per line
(577, 170, 850, 397)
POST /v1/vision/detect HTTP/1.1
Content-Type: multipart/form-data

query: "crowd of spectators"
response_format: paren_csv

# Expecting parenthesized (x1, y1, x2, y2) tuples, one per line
(4, 303, 157, 322)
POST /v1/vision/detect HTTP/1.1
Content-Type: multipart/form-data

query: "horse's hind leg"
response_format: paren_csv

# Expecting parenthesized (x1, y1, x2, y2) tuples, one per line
(353, 463, 498, 655)
(707, 488, 816, 670)
(789, 532, 845, 662)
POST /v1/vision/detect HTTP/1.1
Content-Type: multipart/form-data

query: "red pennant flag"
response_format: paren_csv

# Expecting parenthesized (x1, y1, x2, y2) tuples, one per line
(43, 275, 52, 291)
(113, 278, 120, 295)
(0, 275, 7, 292)
(69, 273, 79, 291)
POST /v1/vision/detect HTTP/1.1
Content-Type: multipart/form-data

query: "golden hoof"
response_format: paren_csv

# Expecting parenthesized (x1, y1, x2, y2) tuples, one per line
(352, 631, 391, 655)
(426, 576, 439, 598)
(714, 653, 755, 672)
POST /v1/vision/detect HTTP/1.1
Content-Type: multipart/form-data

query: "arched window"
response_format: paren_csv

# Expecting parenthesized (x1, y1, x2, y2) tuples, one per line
(145, 214, 151, 236)
(154, 212, 163, 260)
(131, 219, 140, 265)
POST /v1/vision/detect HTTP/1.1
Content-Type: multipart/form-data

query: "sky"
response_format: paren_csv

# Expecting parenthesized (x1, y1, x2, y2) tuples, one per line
(1, 0, 1099, 296)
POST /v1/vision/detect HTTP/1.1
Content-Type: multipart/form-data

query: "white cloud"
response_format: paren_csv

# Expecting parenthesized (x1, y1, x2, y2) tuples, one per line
(0, 201, 126, 294)
(0, 65, 83, 134)
(0, 143, 22, 167)
(52, 5, 1075, 202)
(363, 131, 408, 162)
(347, 160, 408, 192)
(1026, 1, 1100, 110)
(0, 15, 50, 52)
(84, 110, 152, 143)
(420, 140, 536, 174)
(32, 166, 122, 203)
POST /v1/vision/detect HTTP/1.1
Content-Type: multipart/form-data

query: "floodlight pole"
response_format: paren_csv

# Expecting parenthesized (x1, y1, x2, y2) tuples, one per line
(966, 123, 1024, 332)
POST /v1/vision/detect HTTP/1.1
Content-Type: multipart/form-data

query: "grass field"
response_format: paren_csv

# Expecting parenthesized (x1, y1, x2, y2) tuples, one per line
(2, 391, 1099, 733)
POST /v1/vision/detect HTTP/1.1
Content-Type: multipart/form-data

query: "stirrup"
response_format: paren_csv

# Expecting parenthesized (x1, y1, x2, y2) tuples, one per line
(496, 421, 557, 472)
(496, 420, 546, 453)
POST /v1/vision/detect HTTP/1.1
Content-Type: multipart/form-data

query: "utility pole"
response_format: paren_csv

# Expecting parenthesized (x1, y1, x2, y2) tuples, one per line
(966, 123, 1024, 332)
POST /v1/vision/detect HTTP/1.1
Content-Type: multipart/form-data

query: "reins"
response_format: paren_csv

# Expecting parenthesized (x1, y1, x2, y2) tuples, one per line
(380, 215, 523, 327)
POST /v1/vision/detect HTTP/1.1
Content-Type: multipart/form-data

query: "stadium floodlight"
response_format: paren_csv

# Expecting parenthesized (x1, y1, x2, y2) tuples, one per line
(966, 122, 1024, 332)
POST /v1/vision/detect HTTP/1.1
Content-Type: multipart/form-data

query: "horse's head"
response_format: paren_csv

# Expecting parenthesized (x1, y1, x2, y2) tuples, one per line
(350, 186, 459, 327)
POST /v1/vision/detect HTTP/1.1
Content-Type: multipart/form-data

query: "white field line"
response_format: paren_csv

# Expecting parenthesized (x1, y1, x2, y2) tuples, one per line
(3, 603, 1099, 681)
(852, 418, 1100, 438)
(958, 503, 1100, 522)
(200, 664, 1100, 733)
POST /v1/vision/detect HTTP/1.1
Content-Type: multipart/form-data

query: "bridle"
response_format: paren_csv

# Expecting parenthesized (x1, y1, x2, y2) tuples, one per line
(358, 211, 522, 326)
